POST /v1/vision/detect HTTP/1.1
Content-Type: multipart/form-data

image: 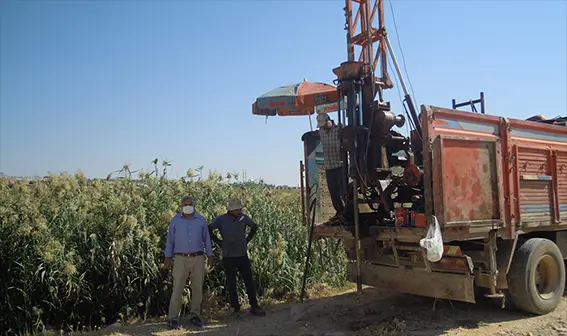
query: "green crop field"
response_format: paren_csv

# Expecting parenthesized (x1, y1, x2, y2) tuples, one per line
(0, 165, 346, 335)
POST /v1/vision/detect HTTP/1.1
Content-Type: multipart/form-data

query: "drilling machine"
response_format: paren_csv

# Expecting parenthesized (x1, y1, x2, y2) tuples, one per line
(300, 0, 567, 315)
(328, 0, 425, 232)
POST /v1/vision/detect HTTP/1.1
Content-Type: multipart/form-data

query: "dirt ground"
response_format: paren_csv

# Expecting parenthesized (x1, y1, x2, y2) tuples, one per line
(86, 285, 567, 336)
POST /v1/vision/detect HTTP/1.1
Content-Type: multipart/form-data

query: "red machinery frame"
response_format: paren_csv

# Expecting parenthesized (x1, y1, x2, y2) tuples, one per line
(345, 0, 392, 91)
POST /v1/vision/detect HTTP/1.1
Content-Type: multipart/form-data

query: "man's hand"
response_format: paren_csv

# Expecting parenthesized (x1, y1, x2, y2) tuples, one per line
(164, 257, 173, 270)
(206, 256, 213, 271)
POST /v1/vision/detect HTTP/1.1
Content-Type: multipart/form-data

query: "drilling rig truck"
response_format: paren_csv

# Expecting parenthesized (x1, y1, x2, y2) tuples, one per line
(300, 0, 567, 315)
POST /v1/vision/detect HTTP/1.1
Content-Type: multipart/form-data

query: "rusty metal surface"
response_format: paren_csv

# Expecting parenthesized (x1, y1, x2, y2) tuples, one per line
(345, 0, 391, 88)
(436, 136, 501, 225)
(550, 151, 560, 223)
(368, 225, 500, 243)
(519, 179, 553, 225)
(557, 151, 567, 223)
(313, 224, 354, 239)
(516, 146, 563, 226)
(509, 115, 567, 227)
(315, 217, 513, 244)
(425, 104, 567, 237)
(499, 118, 516, 238)
(313, 224, 488, 248)
(427, 107, 504, 230)
(348, 262, 476, 303)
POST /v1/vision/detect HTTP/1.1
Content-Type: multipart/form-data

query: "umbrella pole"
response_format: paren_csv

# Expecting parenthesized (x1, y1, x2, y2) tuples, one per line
(308, 113, 313, 131)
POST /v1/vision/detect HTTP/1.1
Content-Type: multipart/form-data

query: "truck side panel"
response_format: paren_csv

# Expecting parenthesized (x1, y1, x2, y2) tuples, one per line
(423, 106, 507, 235)
(559, 152, 567, 221)
(509, 119, 567, 228)
(423, 105, 567, 238)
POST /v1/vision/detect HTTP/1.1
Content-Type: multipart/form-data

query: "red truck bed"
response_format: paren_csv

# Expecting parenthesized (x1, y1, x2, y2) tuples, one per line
(422, 105, 567, 241)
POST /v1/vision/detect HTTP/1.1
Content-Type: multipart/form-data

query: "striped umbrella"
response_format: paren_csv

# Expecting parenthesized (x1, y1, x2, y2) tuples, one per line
(252, 79, 340, 117)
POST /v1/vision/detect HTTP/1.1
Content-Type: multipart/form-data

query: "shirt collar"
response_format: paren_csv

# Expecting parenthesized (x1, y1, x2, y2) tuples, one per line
(178, 212, 201, 220)
(322, 123, 338, 132)
(225, 212, 244, 222)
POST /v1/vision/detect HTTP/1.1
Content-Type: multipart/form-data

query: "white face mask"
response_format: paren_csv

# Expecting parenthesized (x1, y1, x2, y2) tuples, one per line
(182, 205, 194, 214)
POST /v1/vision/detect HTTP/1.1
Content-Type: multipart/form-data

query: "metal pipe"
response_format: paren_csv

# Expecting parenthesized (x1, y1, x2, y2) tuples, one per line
(346, 0, 355, 62)
(387, 135, 407, 141)
(352, 168, 362, 292)
(451, 92, 485, 114)
(299, 160, 307, 226)
(351, 104, 362, 292)
(303, 140, 310, 222)
(340, 96, 349, 202)
(364, 0, 373, 66)
(453, 99, 482, 109)
(384, 34, 409, 96)
(300, 199, 318, 303)
(336, 88, 342, 126)
(384, 34, 422, 136)
(403, 93, 422, 137)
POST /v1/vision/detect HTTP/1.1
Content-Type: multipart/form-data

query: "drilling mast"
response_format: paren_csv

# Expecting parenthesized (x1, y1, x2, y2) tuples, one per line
(333, 0, 423, 291)
(340, 0, 421, 135)
(344, 0, 392, 96)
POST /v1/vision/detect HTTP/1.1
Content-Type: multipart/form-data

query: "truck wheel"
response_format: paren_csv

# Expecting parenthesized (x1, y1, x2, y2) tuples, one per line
(507, 238, 566, 315)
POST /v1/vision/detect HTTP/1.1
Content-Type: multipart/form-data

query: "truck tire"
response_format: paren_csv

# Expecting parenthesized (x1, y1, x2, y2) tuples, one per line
(507, 238, 566, 315)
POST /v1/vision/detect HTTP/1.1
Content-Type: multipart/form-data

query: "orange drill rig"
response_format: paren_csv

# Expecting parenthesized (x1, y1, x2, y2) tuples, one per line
(299, 0, 567, 316)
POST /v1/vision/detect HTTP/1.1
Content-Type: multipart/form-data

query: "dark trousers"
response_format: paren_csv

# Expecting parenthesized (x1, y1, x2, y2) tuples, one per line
(325, 167, 344, 214)
(223, 256, 258, 311)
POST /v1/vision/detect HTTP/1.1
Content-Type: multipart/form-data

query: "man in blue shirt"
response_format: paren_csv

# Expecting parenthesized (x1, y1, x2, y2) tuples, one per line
(164, 196, 213, 329)
(209, 198, 266, 318)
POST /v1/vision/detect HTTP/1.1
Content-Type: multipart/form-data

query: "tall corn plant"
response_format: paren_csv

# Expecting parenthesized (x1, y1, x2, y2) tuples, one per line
(0, 165, 346, 335)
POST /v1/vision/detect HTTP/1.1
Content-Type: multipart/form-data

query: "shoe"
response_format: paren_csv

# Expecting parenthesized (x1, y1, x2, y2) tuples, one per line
(190, 315, 205, 328)
(325, 215, 339, 225)
(250, 306, 266, 317)
(167, 319, 179, 329)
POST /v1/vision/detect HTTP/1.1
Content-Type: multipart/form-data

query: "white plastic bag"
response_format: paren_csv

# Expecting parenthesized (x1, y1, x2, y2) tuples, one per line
(419, 216, 444, 262)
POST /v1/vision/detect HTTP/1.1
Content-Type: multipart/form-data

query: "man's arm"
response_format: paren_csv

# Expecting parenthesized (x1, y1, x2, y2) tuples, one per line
(202, 220, 213, 257)
(245, 217, 258, 243)
(208, 217, 223, 246)
(164, 220, 175, 258)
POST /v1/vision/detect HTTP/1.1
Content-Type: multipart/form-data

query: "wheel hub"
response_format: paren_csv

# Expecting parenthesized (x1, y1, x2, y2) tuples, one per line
(534, 255, 559, 300)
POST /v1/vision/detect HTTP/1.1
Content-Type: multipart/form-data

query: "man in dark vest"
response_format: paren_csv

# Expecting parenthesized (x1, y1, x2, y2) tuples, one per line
(209, 198, 266, 318)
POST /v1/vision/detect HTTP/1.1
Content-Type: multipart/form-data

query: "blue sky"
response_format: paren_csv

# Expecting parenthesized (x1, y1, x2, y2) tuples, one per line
(1, 0, 566, 186)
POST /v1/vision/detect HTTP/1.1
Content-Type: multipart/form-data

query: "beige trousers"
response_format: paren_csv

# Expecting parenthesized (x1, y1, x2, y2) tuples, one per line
(168, 254, 205, 320)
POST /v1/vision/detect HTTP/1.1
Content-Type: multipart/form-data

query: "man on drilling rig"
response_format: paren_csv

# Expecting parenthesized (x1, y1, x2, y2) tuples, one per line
(316, 112, 345, 224)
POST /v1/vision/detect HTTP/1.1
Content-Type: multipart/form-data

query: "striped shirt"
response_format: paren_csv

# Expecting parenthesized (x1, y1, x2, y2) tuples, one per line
(319, 124, 343, 170)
